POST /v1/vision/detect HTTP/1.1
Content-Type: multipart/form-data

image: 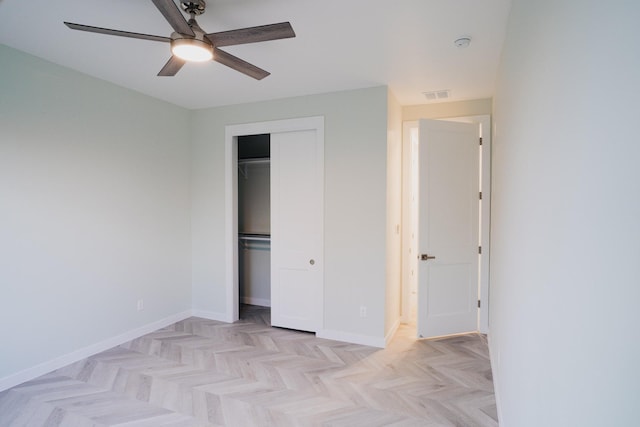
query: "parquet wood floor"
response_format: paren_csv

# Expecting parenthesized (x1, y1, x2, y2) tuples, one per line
(0, 305, 498, 426)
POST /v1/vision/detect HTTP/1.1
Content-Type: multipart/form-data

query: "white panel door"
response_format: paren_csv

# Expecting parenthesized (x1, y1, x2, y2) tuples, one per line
(270, 129, 323, 332)
(417, 119, 479, 338)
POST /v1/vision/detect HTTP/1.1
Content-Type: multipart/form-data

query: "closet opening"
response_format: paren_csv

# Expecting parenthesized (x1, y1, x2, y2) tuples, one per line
(237, 134, 271, 321)
(226, 117, 324, 330)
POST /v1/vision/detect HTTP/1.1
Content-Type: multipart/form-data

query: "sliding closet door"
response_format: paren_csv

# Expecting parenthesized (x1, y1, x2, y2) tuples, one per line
(270, 129, 323, 332)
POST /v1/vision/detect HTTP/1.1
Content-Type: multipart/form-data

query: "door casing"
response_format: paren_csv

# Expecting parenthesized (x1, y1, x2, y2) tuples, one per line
(225, 116, 325, 326)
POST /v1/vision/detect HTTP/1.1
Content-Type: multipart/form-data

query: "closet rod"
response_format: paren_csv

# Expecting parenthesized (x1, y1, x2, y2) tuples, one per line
(238, 233, 271, 242)
(238, 158, 270, 165)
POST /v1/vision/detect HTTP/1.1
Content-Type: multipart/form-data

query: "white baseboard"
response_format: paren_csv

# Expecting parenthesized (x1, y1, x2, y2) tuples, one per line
(316, 329, 385, 348)
(385, 318, 401, 346)
(0, 310, 192, 392)
(240, 297, 271, 307)
(487, 332, 503, 425)
(190, 309, 233, 323)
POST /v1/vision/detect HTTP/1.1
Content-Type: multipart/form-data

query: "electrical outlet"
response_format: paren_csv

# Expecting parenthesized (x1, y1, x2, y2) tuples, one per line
(359, 306, 367, 318)
(137, 299, 144, 311)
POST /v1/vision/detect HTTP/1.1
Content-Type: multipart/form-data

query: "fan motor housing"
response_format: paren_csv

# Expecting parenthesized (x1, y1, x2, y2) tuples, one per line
(181, 1, 206, 15)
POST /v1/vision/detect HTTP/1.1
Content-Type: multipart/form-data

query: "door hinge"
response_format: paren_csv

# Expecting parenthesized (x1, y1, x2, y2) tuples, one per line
(478, 246, 482, 254)
(479, 137, 483, 146)
(478, 300, 481, 308)
(479, 191, 482, 200)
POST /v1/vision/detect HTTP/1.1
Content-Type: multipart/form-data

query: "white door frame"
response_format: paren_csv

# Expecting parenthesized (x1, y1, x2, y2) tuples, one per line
(225, 116, 325, 323)
(401, 115, 491, 334)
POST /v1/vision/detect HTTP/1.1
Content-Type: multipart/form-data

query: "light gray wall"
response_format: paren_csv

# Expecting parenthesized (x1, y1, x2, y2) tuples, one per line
(239, 241, 271, 306)
(191, 87, 389, 340)
(238, 162, 271, 305)
(385, 88, 403, 338)
(239, 163, 271, 234)
(0, 45, 192, 380)
(490, 1, 640, 425)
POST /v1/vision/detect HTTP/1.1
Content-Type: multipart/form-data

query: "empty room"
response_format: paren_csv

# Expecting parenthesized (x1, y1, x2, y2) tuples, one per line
(1, 0, 638, 426)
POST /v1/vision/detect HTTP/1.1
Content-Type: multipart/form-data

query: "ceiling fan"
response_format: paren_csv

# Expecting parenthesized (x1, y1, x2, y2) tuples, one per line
(64, 0, 295, 79)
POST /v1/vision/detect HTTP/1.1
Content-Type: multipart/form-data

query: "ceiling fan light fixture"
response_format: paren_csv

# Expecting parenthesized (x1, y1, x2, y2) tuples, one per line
(64, 0, 295, 77)
(171, 38, 213, 62)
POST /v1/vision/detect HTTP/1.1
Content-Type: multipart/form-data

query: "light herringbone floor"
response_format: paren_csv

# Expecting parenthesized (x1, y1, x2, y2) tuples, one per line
(0, 305, 498, 426)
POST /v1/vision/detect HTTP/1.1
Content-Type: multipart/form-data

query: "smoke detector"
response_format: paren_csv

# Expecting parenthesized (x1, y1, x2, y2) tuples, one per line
(454, 37, 472, 48)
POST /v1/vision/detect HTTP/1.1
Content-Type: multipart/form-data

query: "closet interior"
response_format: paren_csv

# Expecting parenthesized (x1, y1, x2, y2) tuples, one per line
(238, 134, 271, 309)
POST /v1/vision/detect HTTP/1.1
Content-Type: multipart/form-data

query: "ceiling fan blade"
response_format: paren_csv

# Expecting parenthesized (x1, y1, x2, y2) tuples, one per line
(206, 22, 295, 47)
(213, 48, 270, 80)
(64, 22, 171, 42)
(151, 0, 195, 36)
(158, 55, 186, 76)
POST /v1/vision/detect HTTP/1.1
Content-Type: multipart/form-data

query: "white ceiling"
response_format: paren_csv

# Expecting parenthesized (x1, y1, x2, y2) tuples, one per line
(0, 0, 511, 110)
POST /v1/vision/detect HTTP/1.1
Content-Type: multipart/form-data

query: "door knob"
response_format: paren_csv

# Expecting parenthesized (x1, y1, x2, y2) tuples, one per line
(419, 254, 436, 261)
(309, 259, 315, 265)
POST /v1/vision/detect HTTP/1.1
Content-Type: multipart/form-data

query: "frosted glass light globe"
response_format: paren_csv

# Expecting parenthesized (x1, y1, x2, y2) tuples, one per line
(171, 38, 213, 62)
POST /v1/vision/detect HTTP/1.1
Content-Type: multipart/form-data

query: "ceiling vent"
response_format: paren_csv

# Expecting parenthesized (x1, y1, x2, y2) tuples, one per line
(422, 89, 451, 102)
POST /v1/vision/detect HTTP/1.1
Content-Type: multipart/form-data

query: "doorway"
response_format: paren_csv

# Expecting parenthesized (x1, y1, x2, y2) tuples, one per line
(237, 134, 271, 310)
(401, 115, 491, 336)
(225, 117, 325, 332)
